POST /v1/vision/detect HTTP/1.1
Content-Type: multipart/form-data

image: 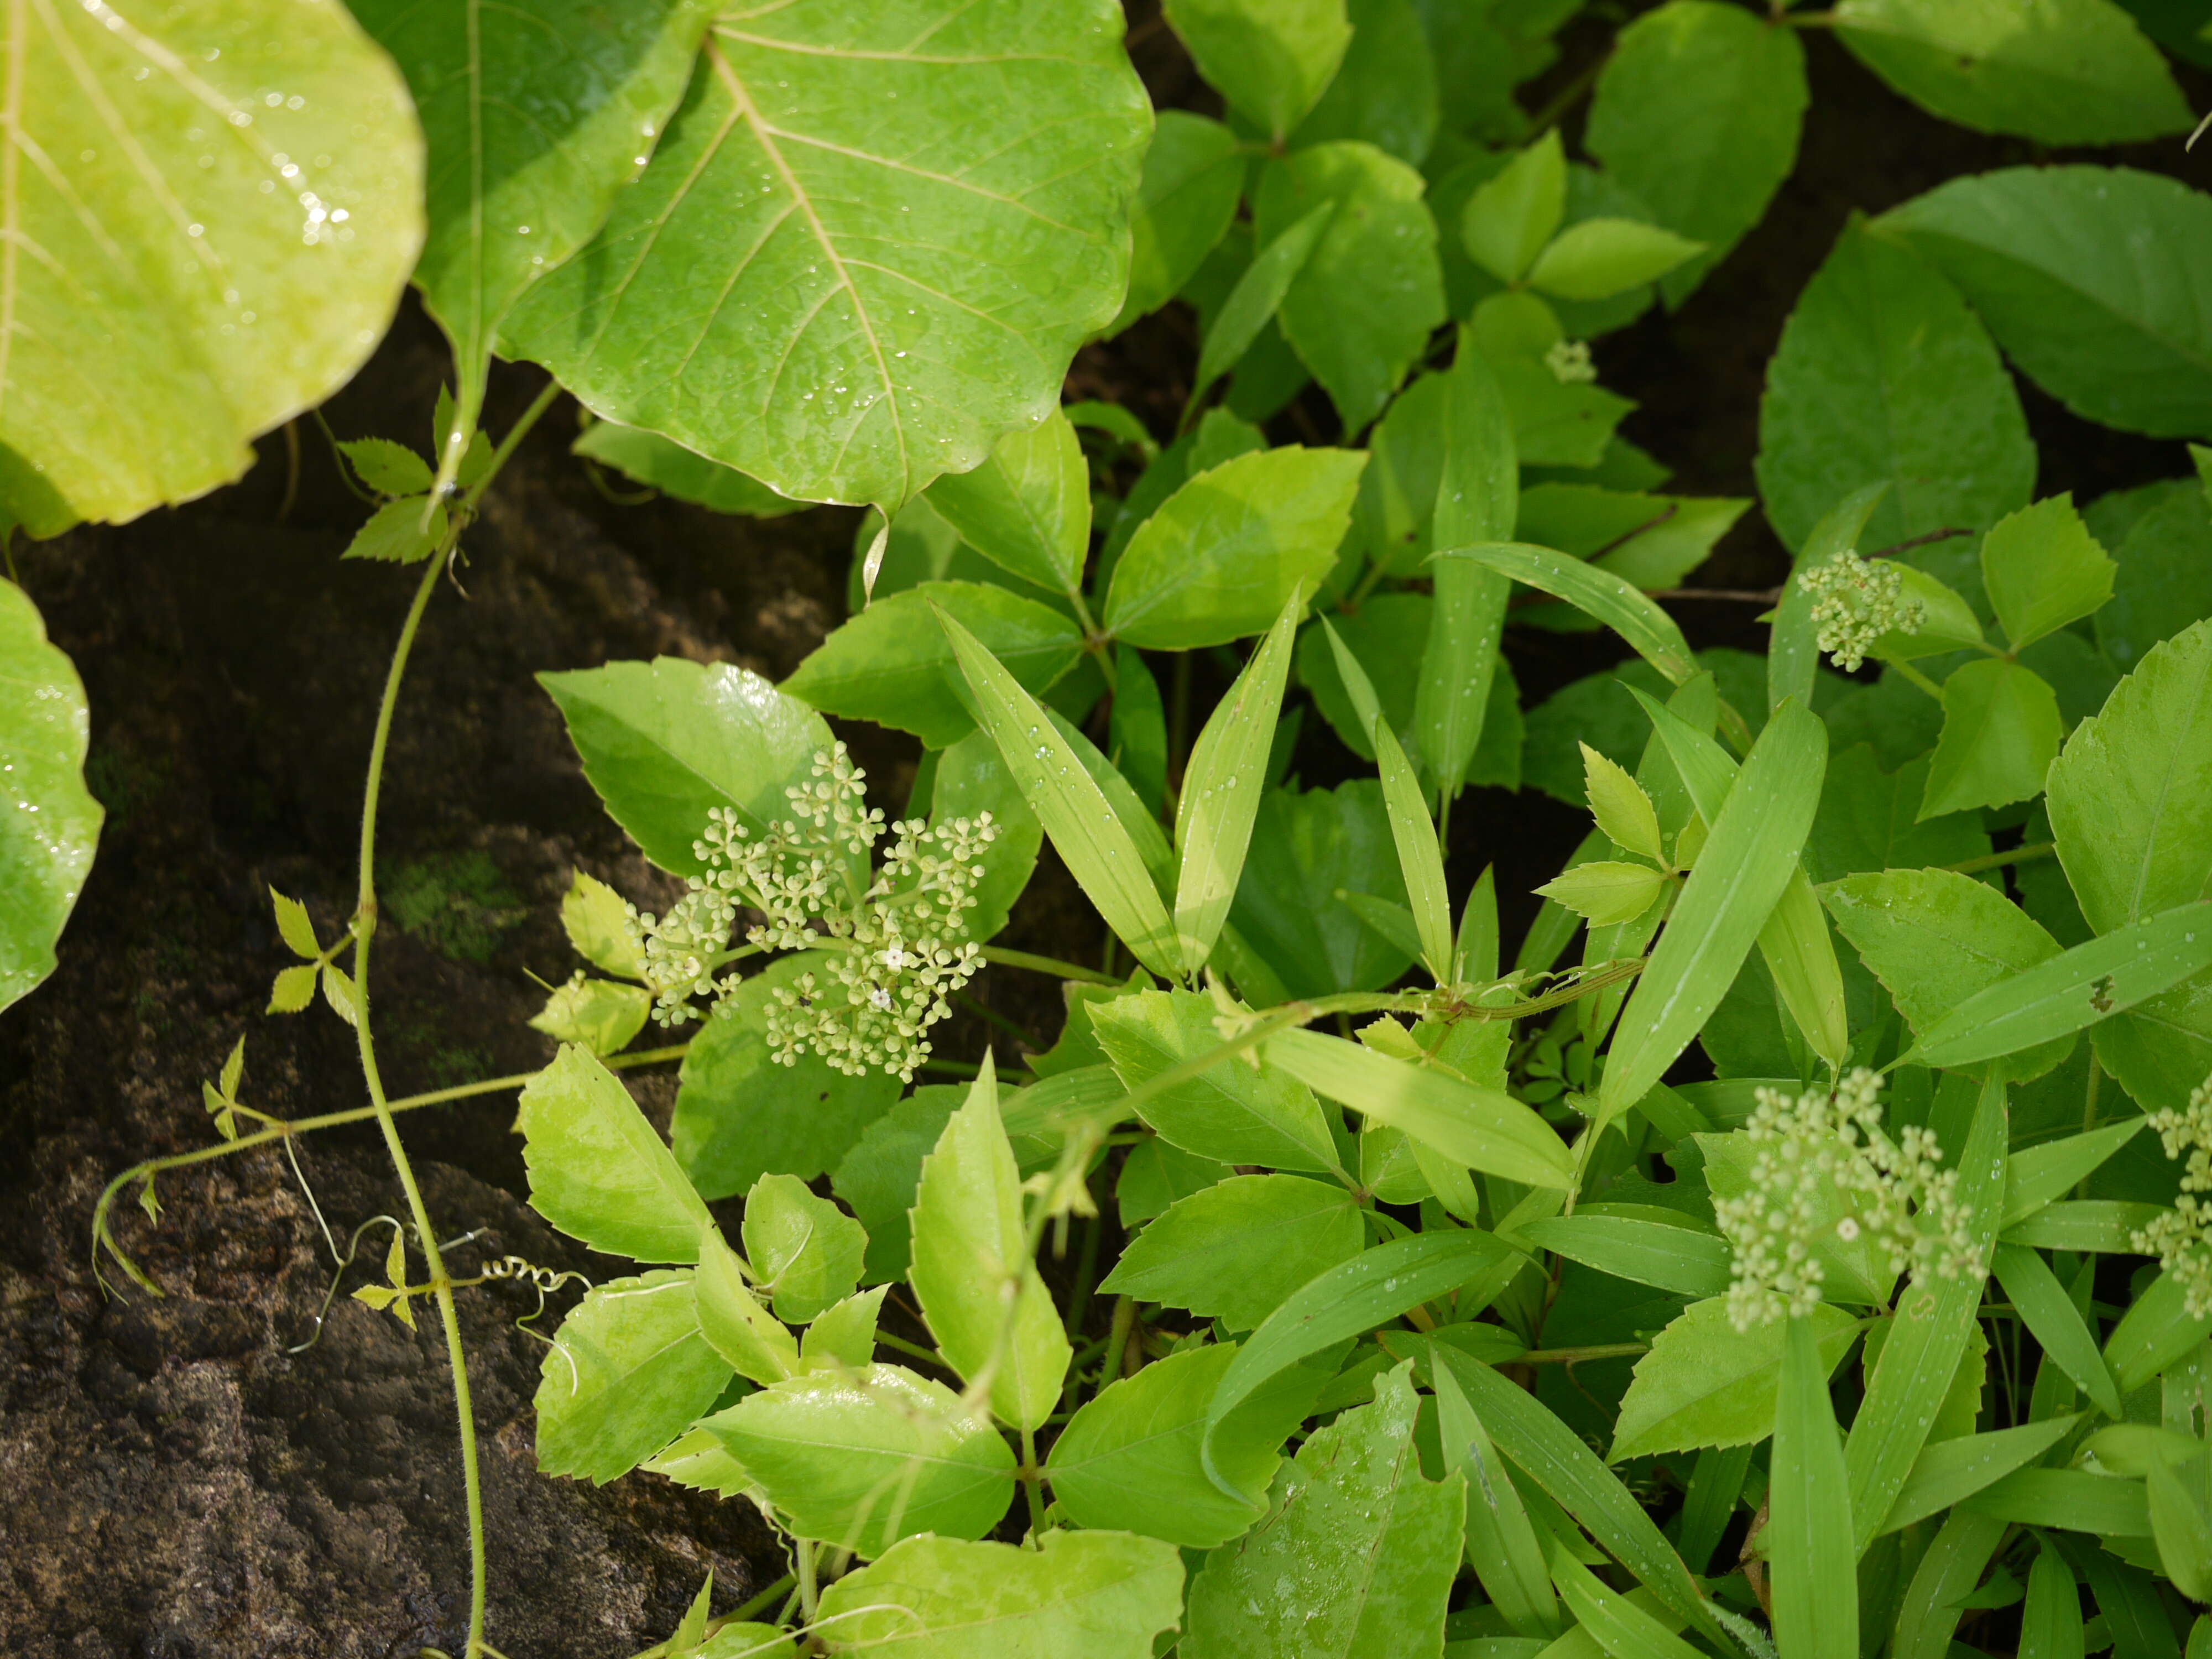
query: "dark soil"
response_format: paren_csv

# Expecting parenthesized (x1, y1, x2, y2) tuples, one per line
(2, 15, 2206, 1657)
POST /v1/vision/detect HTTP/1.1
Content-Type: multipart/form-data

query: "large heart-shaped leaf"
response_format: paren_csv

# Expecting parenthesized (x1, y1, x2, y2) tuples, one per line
(0, 0, 423, 532)
(502, 0, 1151, 508)
(0, 582, 98, 1012)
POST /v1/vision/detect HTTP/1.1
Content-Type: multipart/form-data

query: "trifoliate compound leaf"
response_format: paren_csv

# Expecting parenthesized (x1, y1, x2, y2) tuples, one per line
(535, 1269, 732, 1484)
(0, 0, 423, 534)
(0, 591, 101, 1013)
(502, 4, 1150, 508)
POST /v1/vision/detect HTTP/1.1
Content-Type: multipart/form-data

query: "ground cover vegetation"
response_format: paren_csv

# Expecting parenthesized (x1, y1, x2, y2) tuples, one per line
(7, 0, 2212, 1653)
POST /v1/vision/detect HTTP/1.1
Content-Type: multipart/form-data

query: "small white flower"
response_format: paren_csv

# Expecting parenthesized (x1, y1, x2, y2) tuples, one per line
(881, 945, 906, 972)
(2133, 1076, 2212, 1318)
(869, 985, 893, 1010)
(1835, 1217, 1860, 1242)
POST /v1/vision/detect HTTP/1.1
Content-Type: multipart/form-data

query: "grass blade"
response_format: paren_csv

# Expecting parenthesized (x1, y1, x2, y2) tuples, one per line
(1769, 482, 1888, 715)
(1437, 542, 1695, 686)
(1191, 203, 1333, 404)
(1876, 1416, 2080, 1535)
(1771, 1313, 1859, 1659)
(1994, 1242, 2124, 1418)
(1434, 1361, 1560, 1640)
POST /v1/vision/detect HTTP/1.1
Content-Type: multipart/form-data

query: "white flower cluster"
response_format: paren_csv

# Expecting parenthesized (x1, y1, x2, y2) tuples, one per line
(1545, 338, 1596, 385)
(625, 743, 997, 1082)
(1798, 551, 1923, 673)
(2132, 1078, 2212, 1318)
(1713, 1068, 1980, 1331)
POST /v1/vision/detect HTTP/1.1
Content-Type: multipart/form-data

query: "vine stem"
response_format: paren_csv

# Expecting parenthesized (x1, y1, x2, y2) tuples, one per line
(348, 377, 560, 1658)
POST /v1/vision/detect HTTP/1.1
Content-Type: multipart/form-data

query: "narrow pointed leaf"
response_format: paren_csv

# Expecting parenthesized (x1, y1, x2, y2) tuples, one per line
(1771, 1314, 1859, 1659)
(1877, 1416, 2080, 1535)
(1993, 1243, 2122, 1418)
(1192, 204, 1333, 398)
(1435, 1362, 1559, 1640)
(1438, 543, 1695, 686)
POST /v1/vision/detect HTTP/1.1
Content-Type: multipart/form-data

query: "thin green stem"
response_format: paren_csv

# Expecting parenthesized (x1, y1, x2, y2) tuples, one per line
(796, 1538, 820, 1626)
(1517, 1340, 1649, 1364)
(874, 1329, 951, 1370)
(1888, 659, 1946, 702)
(1942, 841, 2054, 878)
(1020, 1427, 1047, 1537)
(979, 945, 1121, 985)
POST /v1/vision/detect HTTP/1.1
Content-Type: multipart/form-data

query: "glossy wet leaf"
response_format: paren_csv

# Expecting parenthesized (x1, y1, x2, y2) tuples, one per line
(939, 608, 1180, 977)
(1046, 1341, 1321, 1548)
(1192, 204, 1334, 401)
(1091, 989, 1340, 1172)
(1876, 1416, 2079, 1535)
(1803, 744, 1991, 883)
(503, 3, 1150, 508)
(1993, 1242, 2122, 1417)
(1175, 597, 1300, 974)
(923, 411, 1089, 602)
(832, 1088, 962, 1285)
(354, 0, 711, 456)
(1921, 657, 2063, 819)
(1185, 1366, 1464, 1659)
(2100, 481, 2212, 674)
(517, 1045, 713, 1264)
(1418, 351, 1518, 797)
(1755, 221, 2034, 554)
(740, 1172, 867, 1326)
(0, 585, 99, 1013)
(1099, 1173, 1364, 1332)
(2002, 1118, 2146, 1228)
(1881, 166, 2212, 441)
(0, 0, 422, 534)
(1103, 446, 1360, 651)
(539, 657, 832, 877)
(1433, 1362, 1558, 1640)
(572, 421, 804, 517)
(815, 1531, 1185, 1659)
(1441, 544, 1695, 687)
(1770, 1313, 1858, 1659)
(1519, 1214, 1729, 1301)
(907, 1061, 1070, 1432)
(1252, 142, 1447, 431)
(536, 1270, 730, 1484)
(1287, 0, 1438, 164)
(1598, 702, 1826, 1126)
(1583, 0, 1807, 307)
(1835, 0, 2188, 147)
(1610, 1298, 1858, 1462)
(788, 582, 1083, 750)
(2020, 1540, 2085, 1659)
(703, 1363, 1015, 1556)
(1527, 220, 1704, 304)
(670, 957, 901, 1201)
(2107, 1267, 2212, 1394)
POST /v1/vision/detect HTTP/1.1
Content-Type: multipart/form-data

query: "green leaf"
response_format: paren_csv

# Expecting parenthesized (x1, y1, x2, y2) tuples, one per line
(1769, 1314, 1859, 1659)
(670, 956, 900, 1201)
(1266, 1027, 1574, 1189)
(924, 411, 1089, 601)
(1803, 744, 1991, 883)
(1425, 1344, 1724, 1645)
(1193, 204, 1335, 402)
(1609, 1298, 1859, 1462)
(1892, 1512, 2008, 1659)
(938, 608, 1180, 977)
(1185, 1365, 1464, 1659)
(337, 438, 434, 498)
(1091, 990, 1341, 1173)
(1583, 0, 1807, 308)
(1439, 544, 1695, 687)
(2021, 1538, 2086, 1659)
(538, 658, 832, 877)
(1993, 1242, 2122, 1418)
(517, 1045, 714, 1262)
(1175, 597, 1300, 974)
(1462, 132, 1566, 286)
(1303, 594, 1428, 760)
(1288, 0, 1439, 165)
(695, 1222, 801, 1386)
(1434, 1362, 1559, 1641)
(1230, 781, 1415, 997)
(2107, 1267, 2212, 1394)
(1959, 1467, 2153, 1536)
(926, 729, 1042, 946)
(1113, 112, 1245, 333)
(907, 1060, 1070, 1432)
(1419, 352, 1518, 797)
(833, 1088, 962, 1285)
(1833, 0, 2189, 146)
(1099, 1173, 1365, 1332)
(1534, 862, 1666, 928)
(1519, 1215, 1729, 1301)
(1771, 483, 1891, 712)
(815, 1531, 1185, 1659)
(573, 422, 804, 518)
(1103, 446, 1360, 651)
(266, 963, 317, 1016)
(535, 1269, 731, 1484)
(703, 1363, 1014, 1556)
(1253, 143, 1447, 430)
(1545, 1545, 1708, 1659)
(559, 871, 645, 979)
(2003, 1118, 2147, 1228)
(503, 6, 1150, 508)
(2003, 1199, 2167, 1253)
(801, 1285, 886, 1371)
(2100, 479, 2212, 674)
(1528, 220, 1704, 304)
(1597, 702, 1827, 1126)
(0, 593, 99, 1010)
(1880, 166, 2212, 441)
(1877, 1416, 2079, 1535)
(1046, 1341, 1314, 1549)
(787, 582, 1084, 750)
(1845, 1074, 2007, 1552)
(1755, 221, 2034, 555)
(353, 0, 711, 454)
(1201, 1235, 1511, 1498)
(1921, 657, 2063, 820)
(1164, 0, 1349, 138)
(1904, 901, 2212, 1071)
(741, 1173, 867, 1325)
(2150, 1445, 2212, 1602)
(1984, 495, 2119, 652)
(341, 497, 446, 565)
(0, 0, 421, 533)
(1582, 744, 1666, 865)
(528, 974, 651, 1057)
(1823, 867, 2072, 1082)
